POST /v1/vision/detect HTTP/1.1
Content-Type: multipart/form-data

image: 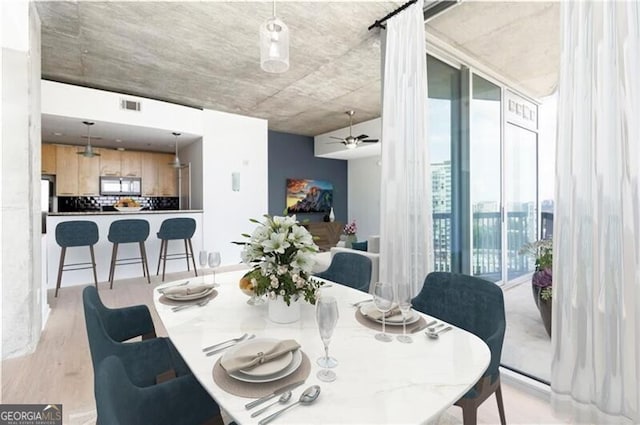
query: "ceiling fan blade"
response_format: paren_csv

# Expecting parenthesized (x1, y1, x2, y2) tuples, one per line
(361, 139, 379, 143)
(355, 134, 369, 140)
(326, 141, 345, 144)
(329, 136, 345, 140)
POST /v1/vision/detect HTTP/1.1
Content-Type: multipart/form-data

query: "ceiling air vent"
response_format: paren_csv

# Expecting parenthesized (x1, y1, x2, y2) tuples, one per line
(120, 98, 141, 112)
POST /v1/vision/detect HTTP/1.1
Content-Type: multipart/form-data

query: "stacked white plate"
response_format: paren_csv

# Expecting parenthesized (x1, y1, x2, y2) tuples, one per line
(163, 287, 215, 301)
(222, 338, 302, 383)
(359, 302, 420, 326)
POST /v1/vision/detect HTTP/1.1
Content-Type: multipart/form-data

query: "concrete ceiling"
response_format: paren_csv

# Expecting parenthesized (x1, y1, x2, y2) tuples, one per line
(36, 1, 560, 139)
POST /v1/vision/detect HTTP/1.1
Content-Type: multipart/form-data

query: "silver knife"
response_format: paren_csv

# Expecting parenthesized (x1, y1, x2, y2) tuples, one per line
(245, 380, 305, 410)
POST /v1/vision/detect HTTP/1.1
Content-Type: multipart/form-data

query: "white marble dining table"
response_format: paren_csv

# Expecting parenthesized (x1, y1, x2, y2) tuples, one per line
(153, 270, 490, 425)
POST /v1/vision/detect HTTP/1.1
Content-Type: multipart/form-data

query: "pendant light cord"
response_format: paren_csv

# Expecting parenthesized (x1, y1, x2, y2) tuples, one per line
(272, 0, 276, 17)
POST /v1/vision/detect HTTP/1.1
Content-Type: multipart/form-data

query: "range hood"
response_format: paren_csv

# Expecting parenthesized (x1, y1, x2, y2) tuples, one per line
(100, 176, 142, 196)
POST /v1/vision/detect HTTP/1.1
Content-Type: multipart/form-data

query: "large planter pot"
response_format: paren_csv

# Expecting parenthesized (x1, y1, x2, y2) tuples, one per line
(268, 296, 301, 324)
(531, 270, 552, 338)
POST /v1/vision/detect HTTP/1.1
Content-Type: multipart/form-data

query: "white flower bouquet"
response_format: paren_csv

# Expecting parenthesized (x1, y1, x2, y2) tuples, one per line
(237, 215, 321, 305)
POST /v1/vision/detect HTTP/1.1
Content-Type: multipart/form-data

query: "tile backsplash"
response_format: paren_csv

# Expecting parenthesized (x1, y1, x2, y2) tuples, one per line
(58, 196, 179, 212)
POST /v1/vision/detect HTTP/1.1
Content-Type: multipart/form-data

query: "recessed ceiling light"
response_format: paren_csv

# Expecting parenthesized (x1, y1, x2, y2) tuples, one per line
(116, 147, 125, 151)
(115, 139, 122, 143)
(53, 132, 63, 136)
(83, 49, 89, 54)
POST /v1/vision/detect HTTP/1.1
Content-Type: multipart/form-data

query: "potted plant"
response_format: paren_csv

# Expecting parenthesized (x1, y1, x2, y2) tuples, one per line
(342, 220, 358, 248)
(520, 239, 552, 337)
(237, 215, 321, 323)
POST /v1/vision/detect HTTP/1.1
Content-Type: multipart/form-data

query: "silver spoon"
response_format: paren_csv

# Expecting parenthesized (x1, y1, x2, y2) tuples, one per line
(258, 385, 321, 425)
(250, 391, 292, 417)
(428, 323, 445, 333)
(426, 326, 452, 339)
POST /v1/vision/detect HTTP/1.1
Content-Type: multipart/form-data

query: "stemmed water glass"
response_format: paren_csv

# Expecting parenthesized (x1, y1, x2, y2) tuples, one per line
(208, 252, 221, 283)
(316, 295, 339, 382)
(396, 283, 413, 344)
(199, 251, 208, 281)
(373, 281, 393, 342)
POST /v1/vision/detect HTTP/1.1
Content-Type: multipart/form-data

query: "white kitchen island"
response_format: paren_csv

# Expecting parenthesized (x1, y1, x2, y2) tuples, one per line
(45, 210, 203, 291)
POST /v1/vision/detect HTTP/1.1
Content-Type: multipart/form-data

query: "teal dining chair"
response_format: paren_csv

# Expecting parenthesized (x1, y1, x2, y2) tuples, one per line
(314, 252, 372, 292)
(412, 272, 507, 425)
(95, 355, 223, 425)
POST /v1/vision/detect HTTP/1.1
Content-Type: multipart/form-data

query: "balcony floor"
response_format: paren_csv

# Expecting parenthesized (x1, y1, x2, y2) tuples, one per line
(502, 279, 552, 382)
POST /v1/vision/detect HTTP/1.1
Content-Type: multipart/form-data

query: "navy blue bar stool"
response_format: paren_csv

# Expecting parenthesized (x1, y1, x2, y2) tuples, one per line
(156, 218, 198, 281)
(108, 219, 151, 289)
(55, 220, 99, 297)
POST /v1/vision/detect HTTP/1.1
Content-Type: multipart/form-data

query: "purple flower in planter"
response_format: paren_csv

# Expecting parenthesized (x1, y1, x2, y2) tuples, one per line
(532, 268, 552, 289)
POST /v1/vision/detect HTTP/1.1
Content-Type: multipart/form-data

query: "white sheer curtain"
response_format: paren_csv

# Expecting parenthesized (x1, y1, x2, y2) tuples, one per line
(552, 2, 640, 423)
(379, 0, 433, 296)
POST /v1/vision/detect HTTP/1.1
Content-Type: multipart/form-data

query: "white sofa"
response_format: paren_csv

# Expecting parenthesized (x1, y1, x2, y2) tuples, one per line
(327, 235, 380, 293)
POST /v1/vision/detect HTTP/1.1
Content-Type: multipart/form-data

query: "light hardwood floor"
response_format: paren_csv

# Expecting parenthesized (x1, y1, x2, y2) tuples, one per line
(1, 271, 566, 425)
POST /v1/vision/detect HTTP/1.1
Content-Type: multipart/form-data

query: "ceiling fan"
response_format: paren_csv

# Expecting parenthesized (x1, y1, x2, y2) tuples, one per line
(328, 110, 379, 150)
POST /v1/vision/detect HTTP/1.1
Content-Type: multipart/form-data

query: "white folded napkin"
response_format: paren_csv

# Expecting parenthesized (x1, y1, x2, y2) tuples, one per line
(221, 339, 300, 373)
(364, 305, 402, 321)
(162, 284, 214, 297)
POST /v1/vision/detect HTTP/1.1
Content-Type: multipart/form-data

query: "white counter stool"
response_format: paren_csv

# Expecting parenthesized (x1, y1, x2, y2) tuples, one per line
(107, 219, 151, 288)
(55, 220, 99, 297)
(156, 217, 198, 281)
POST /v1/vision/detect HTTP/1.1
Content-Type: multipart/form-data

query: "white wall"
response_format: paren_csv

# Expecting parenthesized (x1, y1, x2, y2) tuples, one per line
(181, 138, 203, 209)
(1, 1, 43, 359)
(348, 157, 382, 239)
(201, 110, 268, 263)
(41, 81, 204, 136)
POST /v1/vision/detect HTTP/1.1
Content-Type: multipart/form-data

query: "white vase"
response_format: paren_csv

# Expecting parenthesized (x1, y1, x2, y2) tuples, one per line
(268, 296, 301, 324)
(329, 207, 335, 222)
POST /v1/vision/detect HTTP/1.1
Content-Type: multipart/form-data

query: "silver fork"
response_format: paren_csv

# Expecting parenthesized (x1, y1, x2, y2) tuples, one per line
(202, 333, 248, 352)
(171, 298, 210, 312)
(206, 334, 255, 356)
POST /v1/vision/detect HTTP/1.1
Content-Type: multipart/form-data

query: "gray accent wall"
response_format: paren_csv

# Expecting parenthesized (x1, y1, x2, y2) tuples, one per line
(268, 131, 347, 223)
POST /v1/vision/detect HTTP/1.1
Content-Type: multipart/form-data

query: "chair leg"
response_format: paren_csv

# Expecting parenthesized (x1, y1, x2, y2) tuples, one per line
(187, 238, 198, 277)
(140, 242, 151, 284)
(184, 239, 190, 271)
(156, 239, 164, 276)
(461, 404, 478, 425)
(89, 245, 98, 289)
(109, 243, 118, 289)
(55, 247, 66, 297)
(495, 382, 507, 425)
(162, 240, 168, 282)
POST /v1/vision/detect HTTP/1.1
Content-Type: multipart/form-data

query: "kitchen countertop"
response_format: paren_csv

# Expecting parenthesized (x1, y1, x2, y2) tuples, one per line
(48, 210, 203, 216)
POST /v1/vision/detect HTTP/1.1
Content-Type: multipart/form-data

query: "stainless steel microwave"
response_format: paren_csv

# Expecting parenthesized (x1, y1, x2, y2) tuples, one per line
(100, 177, 142, 196)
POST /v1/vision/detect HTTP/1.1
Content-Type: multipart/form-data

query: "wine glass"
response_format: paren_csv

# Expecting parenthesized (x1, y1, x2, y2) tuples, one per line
(316, 295, 339, 382)
(396, 283, 413, 344)
(199, 250, 208, 281)
(208, 252, 221, 284)
(373, 281, 393, 342)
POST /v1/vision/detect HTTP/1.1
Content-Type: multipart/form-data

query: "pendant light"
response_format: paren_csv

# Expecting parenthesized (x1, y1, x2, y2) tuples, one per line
(260, 0, 289, 73)
(77, 121, 100, 157)
(169, 132, 183, 168)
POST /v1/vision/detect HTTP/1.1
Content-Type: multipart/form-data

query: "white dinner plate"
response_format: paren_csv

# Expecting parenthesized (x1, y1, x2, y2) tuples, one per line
(163, 287, 215, 301)
(223, 338, 302, 383)
(360, 302, 420, 326)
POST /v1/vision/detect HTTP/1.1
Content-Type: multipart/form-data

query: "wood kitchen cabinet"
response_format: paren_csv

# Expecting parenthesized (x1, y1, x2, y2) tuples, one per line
(56, 145, 79, 196)
(157, 153, 178, 196)
(141, 152, 159, 196)
(78, 152, 101, 196)
(100, 149, 121, 176)
(41, 143, 57, 174)
(121, 151, 141, 177)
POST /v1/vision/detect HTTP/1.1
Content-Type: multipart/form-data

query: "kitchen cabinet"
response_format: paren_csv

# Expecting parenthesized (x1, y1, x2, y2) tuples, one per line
(141, 152, 159, 196)
(41, 143, 57, 174)
(100, 149, 121, 176)
(121, 151, 142, 177)
(157, 154, 178, 196)
(56, 145, 79, 196)
(78, 152, 101, 196)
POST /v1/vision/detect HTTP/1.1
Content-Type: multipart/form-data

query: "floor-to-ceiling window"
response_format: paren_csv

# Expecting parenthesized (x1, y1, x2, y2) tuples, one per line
(427, 55, 460, 273)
